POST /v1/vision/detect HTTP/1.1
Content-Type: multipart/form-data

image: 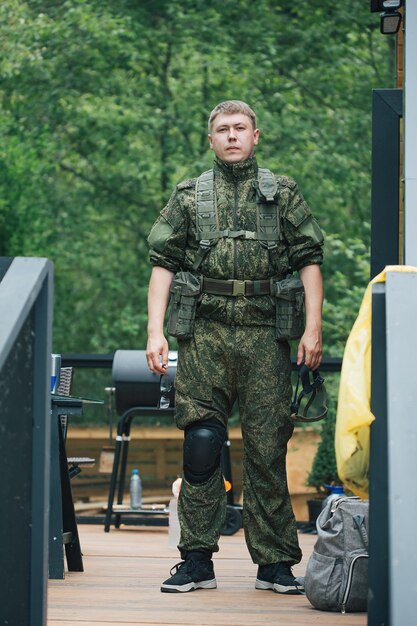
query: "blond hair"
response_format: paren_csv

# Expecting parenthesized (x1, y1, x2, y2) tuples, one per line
(208, 100, 257, 132)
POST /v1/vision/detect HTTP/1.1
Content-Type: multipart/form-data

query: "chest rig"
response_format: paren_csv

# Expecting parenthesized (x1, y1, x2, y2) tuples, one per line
(167, 167, 305, 339)
(192, 167, 281, 273)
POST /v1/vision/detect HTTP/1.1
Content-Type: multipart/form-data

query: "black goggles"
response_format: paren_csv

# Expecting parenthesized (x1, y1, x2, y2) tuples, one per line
(290, 364, 328, 423)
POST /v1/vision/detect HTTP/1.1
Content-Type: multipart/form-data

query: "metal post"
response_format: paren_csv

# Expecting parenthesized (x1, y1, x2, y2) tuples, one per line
(30, 267, 53, 620)
(368, 283, 389, 626)
(385, 271, 417, 625)
(371, 89, 402, 278)
(404, 2, 417, 265)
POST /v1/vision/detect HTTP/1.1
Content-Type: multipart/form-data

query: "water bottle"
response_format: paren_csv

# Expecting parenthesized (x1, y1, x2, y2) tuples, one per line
(168, 478, 182, 549)
(322, 484, 344, 511)
(51, 353, 61, 393)
(130, 469, 142, 510)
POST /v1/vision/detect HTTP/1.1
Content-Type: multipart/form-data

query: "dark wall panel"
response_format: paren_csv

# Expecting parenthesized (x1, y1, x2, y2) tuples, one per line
(0, 312, 35, 625)
(371, 89, 403, 278)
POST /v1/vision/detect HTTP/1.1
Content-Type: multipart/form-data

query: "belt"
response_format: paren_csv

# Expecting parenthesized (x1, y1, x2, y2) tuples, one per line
(202, 277, 273, 297)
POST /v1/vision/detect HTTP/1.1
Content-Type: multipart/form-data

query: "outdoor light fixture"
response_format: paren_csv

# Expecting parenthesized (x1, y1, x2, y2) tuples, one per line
(380, 10, 402, 34)
(370, 0, 402, 9)
(370, 0, 403, 35)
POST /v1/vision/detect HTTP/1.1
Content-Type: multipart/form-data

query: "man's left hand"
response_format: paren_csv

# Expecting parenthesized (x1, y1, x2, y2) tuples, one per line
(297, 325, 322, 371)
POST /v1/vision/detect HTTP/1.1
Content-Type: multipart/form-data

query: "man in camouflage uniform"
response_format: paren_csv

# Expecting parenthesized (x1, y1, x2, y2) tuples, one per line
(146, 100, 324, 594)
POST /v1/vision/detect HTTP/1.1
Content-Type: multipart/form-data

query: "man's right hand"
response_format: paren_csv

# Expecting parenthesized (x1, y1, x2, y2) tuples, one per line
(146, 266, 174, 374)
(146, 333, 169, 374)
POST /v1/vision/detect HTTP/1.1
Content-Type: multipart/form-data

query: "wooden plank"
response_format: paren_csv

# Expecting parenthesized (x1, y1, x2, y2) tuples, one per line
(66, 429, 319, 495)
(154, 440, 167, 481)
(65, 428, 321, 521)
(47, 525, 367, 626)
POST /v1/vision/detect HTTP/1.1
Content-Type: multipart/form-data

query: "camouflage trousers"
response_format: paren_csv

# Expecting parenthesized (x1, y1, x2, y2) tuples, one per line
(174, 317, 302, 566)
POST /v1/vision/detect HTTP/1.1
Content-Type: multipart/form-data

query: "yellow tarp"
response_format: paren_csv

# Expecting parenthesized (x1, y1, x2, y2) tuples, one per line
(335, 265, 417, 499)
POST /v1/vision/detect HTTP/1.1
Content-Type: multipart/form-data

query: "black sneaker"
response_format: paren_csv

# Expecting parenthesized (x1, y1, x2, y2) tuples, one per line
(161, 553, 217, 593)
(255, 562, 304, 594)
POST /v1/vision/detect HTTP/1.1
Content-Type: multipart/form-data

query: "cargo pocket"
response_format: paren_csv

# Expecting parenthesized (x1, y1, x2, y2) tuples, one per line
(305, 551, 343, 612)
(174, 379, 213, 429)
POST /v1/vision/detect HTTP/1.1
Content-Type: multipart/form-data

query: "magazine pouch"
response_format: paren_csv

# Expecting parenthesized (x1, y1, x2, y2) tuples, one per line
(167, 271, 201, 339)
(273, 275, 305, 340)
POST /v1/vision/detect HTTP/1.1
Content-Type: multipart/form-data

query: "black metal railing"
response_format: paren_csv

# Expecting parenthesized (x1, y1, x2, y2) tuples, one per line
(0, 256, 53, 626)
(62, 352, 342, 372)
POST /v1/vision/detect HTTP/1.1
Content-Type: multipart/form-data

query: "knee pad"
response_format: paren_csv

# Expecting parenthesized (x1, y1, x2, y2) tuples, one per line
(183, 419, 226, 485)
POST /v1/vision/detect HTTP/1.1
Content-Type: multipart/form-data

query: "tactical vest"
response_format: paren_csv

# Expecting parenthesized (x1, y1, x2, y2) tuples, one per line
(192, 167, 281, 272)
(167, 167, 305, 339)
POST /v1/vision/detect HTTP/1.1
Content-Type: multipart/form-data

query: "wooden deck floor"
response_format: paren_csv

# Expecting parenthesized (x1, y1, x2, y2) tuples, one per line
(48, 524, 367, 626)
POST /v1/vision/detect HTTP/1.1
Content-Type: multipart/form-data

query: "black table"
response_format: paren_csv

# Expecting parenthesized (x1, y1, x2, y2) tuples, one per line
(49, 395, 102, 579)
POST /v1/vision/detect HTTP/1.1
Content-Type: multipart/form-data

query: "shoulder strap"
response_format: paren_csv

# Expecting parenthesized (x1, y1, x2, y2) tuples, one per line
(193, 169, 218, 271)
(195, 169, 219, 242)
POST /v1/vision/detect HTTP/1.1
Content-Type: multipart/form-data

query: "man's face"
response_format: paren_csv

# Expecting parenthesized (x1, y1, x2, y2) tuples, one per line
(208, 113, 259, 163)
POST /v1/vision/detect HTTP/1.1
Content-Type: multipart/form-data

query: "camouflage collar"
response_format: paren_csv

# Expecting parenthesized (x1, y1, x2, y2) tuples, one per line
(213, 155, 258, 181)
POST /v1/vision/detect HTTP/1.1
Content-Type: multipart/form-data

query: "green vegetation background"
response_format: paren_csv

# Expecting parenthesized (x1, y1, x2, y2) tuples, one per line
(0, 1, 393, 435)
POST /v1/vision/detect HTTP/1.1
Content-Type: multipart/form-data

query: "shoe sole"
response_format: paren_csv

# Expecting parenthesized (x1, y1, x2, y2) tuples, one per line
(255, 579, 304, 595)
(161, 578, 217, 593)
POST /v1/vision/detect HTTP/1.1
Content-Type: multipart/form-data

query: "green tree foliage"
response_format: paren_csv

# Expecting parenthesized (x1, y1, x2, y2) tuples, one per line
(307, 409, 340, 494)
(0, 0, 393, 355)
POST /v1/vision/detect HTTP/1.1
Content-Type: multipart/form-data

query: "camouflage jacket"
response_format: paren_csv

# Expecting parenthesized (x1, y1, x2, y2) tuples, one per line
(148, 155, 324, 326)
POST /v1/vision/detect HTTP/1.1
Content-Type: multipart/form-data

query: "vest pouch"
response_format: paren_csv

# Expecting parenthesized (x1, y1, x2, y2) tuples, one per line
(167, 271, 202, 339)
(274, 276, 305, 340)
